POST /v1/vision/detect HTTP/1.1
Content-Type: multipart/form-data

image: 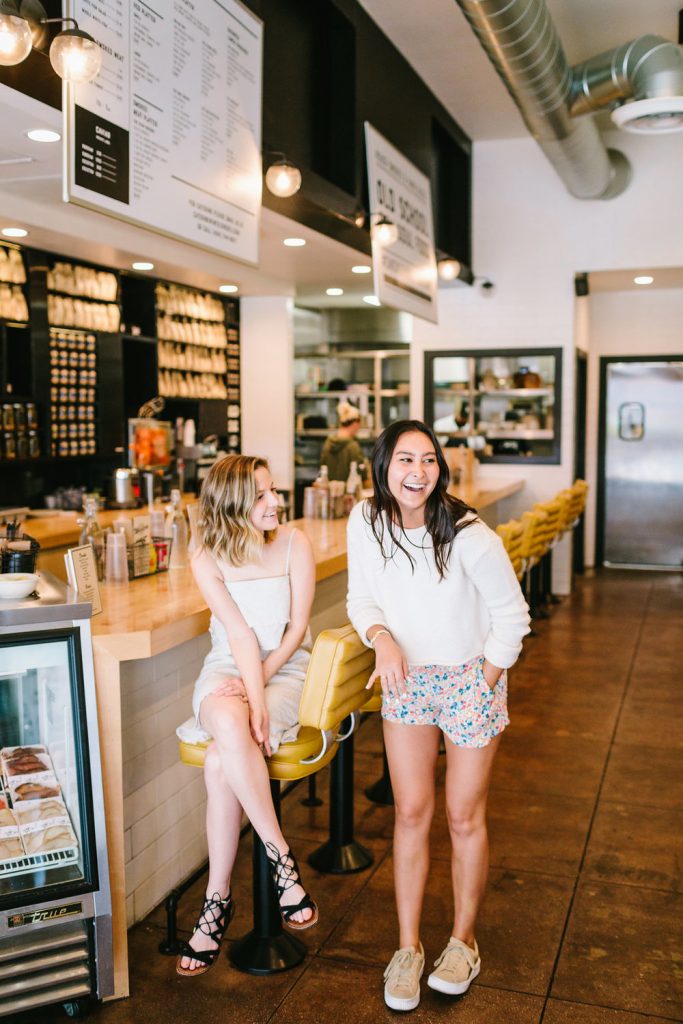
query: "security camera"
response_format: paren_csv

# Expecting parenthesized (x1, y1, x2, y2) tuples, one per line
(480, 279, 494, 290)
(477, 278, 495, 296)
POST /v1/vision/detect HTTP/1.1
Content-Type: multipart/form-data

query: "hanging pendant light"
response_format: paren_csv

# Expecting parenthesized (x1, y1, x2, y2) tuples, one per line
(264, 157, 302, 198)
(371, 215, 399, 247)
(0, 1, 32, 66)
(49, 24, 101, 82)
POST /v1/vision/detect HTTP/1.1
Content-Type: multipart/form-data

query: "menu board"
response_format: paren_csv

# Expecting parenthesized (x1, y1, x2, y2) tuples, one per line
(364, 123, 438, 323)
(64, 0, 263, 266)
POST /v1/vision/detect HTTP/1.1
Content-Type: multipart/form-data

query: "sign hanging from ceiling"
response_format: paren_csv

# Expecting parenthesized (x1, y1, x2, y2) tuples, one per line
(64, 0, 263, 266)
(364, 123, 438, 323)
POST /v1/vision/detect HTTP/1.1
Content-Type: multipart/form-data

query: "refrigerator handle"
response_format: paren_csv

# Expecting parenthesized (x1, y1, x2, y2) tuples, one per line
(618, 402, 645, 441)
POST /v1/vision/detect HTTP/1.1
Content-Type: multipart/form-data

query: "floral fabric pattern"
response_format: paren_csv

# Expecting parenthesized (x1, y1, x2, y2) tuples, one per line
(381, 656, 509, 748)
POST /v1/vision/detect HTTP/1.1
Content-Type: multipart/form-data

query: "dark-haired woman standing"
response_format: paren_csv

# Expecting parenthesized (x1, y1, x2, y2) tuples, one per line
(347, 421, 529, 1012)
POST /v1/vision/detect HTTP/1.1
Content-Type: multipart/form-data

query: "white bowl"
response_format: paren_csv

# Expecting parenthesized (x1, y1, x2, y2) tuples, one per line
(0, 573, 40, 600)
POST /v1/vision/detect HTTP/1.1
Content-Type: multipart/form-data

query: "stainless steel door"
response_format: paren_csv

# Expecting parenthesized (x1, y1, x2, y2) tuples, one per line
(603, 360, 683, 568)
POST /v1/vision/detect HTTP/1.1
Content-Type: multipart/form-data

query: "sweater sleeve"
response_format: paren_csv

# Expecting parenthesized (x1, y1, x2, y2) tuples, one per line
(460, 525, 531, 669)
(346, 505, 387, 647)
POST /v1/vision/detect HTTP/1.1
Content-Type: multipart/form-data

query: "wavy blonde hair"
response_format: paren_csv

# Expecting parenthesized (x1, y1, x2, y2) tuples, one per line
(197, 454, 276, 566)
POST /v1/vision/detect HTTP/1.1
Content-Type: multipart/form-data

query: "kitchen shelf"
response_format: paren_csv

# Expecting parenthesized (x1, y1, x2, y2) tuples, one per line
(425, 347, 562, 464)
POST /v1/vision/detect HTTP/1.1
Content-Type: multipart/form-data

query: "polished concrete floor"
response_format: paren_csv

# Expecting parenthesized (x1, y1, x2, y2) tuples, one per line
(18, 571, 683, 1023)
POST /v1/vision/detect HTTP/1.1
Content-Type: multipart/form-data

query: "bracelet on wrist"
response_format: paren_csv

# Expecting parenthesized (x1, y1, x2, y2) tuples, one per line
(369, 628, 391, 647)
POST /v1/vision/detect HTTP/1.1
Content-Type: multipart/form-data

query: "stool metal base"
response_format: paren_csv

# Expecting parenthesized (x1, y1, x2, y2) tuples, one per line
(364, 772, 394, 806)
(308, 838, 373, 875)
(229, 930, 306, 975)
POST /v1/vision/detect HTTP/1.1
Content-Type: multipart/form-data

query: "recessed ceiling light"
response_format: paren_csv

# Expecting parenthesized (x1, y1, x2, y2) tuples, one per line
(633, 275, 654, 285)
(363, 295, 381, 306)
(132, 261, 154, 271)
(326, 287, 344, 296)
(283, 237, 306, 247)
(219, 284, 239, 293)
(26, 128, 61, 143)
(1, 227, 28, 238)
(352, 265, 372, 274)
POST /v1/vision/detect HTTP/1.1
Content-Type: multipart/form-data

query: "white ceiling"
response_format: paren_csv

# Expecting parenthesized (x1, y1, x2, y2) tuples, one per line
(357, 0, 683, 140)
(1, 1, 682, 304)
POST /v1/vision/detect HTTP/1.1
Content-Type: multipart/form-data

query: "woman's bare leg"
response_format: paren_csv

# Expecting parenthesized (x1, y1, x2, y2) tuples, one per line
(199, 693, 312, 923)
(443, 733, 501, 946)
(383, 720, 441, 949)
(179, 741, 243, 969)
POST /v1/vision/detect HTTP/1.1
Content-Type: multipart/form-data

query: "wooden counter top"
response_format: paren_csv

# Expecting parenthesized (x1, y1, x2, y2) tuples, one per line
(82, 476, 523, 662)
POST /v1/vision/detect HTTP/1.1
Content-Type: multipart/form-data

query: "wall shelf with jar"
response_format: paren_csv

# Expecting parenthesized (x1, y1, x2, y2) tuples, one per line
(48, 329, 98, 458)
(424, 348, 562, 463)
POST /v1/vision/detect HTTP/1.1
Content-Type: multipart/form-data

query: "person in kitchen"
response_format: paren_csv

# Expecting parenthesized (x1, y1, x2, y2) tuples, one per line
(321, 399, 367, 482)
(175, 454, 318, 976)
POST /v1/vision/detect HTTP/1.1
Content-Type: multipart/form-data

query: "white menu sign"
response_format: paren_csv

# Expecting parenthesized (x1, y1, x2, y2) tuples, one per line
(64, 0, 263, 265)
(364, 123, 438, 323)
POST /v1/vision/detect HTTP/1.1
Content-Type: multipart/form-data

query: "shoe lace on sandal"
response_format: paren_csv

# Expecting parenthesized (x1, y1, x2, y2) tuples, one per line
(194, 892, 230, 938)
(265, 843, 298, 892)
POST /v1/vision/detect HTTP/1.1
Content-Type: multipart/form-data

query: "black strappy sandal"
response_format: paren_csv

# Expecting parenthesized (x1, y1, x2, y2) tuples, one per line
(175, 891, 234, 976)
(265, 842, 319, 932)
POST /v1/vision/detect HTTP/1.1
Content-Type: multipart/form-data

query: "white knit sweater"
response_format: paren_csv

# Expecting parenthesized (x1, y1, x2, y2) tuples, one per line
(346, 502, 530, 669)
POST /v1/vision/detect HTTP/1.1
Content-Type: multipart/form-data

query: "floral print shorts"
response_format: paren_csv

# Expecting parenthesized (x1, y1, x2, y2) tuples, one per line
(381, 656, 509, 748)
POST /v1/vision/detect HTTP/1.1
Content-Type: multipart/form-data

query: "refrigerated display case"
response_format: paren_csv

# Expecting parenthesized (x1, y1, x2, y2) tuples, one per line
(0, 573, 113, 1018)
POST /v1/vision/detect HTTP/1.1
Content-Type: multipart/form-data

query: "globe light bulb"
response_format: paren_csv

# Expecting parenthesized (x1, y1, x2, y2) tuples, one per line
(0, 12, 32, 66)
(438, 259, 461, 281)
(265, 161, 302, 198)
(49, 28, 102, 83)
(371, 216, 399, 247)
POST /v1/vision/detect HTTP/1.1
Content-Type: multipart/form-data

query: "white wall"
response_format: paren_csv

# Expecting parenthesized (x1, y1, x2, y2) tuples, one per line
(240, 296, 294, 491)
(410, 129, 683, 589)
(584, 287, 683, 566)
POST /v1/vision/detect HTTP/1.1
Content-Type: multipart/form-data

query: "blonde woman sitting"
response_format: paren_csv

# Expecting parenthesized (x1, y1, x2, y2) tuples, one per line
(176, 454, 318, 977)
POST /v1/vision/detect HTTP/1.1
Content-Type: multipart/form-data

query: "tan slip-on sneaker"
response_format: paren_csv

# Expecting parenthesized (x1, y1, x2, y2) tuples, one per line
(383, 942, 425, 1011)
(427, 937, 481, 995)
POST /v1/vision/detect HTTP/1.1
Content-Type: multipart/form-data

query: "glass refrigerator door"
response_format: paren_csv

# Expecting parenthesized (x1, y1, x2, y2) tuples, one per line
(0, 628, 98, 909)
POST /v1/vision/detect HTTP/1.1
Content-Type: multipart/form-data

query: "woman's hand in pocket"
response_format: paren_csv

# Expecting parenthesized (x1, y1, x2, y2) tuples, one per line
(481, 657, 503, 691)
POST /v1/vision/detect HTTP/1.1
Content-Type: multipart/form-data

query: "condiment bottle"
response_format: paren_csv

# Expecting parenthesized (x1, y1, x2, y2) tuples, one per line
(165, 488, 189, 568)
(78, 497, 105, 580)
(312, 465, 330, 519)
(343, 460, 362, 515)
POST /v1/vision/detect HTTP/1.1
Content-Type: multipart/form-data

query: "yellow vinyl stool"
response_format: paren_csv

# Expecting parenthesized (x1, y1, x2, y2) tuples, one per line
(536, 495, 569, 606)
(520, 507, 549, 617)
(496, 518, 526, 582)
(178, 623, 373, 974)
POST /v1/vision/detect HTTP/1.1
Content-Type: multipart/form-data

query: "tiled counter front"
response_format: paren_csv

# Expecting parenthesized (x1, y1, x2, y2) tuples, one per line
(121, 633, 211, 927)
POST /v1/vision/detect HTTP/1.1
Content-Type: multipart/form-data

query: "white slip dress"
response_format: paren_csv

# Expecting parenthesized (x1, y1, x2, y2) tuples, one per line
(176, 529, 311, 753)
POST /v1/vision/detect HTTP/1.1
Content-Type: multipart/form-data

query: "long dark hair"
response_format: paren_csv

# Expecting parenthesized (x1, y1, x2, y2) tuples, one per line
(367, 420, 476, 579)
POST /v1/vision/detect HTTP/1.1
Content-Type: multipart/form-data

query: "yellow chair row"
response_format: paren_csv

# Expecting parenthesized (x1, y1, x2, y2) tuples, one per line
(496, 479, 588, 609)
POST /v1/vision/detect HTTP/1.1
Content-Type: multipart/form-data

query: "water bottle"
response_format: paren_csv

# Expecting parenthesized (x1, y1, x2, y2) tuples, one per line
(78, 497, 105, 580)
(165, 488, 189, 569)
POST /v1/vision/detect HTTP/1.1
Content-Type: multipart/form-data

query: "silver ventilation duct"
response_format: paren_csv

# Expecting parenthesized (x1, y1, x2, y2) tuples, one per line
(571, 35, 683, 133)
(455, 0, 683, 199)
